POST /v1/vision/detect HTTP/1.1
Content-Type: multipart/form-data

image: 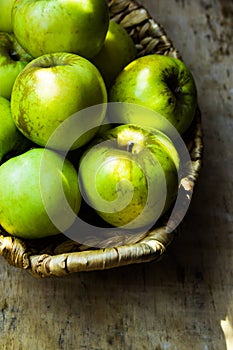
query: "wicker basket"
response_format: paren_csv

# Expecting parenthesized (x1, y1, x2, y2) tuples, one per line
(0, 0, 203, 277)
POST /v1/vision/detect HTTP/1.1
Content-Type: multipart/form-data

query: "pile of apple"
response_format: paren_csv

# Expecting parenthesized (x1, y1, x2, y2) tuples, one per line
(0, 0, 197, 240)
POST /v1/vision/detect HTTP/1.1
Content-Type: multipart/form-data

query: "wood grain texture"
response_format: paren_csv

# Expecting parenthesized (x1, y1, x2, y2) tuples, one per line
(0, 0, 232, 349)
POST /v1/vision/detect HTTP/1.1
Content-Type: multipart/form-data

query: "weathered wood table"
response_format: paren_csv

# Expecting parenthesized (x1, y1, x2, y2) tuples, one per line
(0, 0, 232, 349)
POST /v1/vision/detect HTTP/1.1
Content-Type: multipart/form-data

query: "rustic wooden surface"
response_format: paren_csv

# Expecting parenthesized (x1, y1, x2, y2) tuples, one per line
(0, 0, 232, 349)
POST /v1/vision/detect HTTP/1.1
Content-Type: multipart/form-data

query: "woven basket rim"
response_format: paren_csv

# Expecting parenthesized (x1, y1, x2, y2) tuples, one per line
(0, 0, 203, 277)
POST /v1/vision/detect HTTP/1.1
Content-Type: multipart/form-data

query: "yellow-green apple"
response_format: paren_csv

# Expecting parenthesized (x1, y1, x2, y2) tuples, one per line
(92, 20, 136, 88)
(0, 148, 81, 239)
(0, 96, 31, 162)
(12, 0, 109, 59)
(78, 124, 179, 230)
(110, 54, 197, 135)
(0, 32, 32, 99)
(11, 52, 107, 150)
(0, 0, 15, 32)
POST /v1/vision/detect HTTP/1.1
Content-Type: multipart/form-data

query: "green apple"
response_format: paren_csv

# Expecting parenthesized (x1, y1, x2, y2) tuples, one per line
(110, 54, 197, 135)
(91, 20, 137, 88)
(0, 96, 32, 162)
(12, 0, 109, 59)
(79, 124, 179, 229)
(11, 52, 108, 151)
(0, 148, 81, 239)
(0, 0, 15, 32)
(0, 32, 32, 99)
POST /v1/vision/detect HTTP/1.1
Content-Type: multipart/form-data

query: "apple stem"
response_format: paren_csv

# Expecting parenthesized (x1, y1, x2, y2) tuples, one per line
(174, 86, 182, 95)
(127, 142, 134, 153)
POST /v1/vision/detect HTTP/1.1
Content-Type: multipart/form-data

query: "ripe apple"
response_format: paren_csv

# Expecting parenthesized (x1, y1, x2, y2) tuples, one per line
(0, 0, 15, 32)
(11, 52, 107, 151)
(0, 148, 81, 239)
(0, 96, 32, 162)
(110, 54, 197, 135)
(78, 124, 178, 230)
(0, 32, 32, 99)
(91, 20, 137, 88)
(12, 0, 109, 59)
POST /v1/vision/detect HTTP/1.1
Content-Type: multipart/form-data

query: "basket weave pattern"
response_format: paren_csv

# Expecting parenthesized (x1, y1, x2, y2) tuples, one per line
(0, 0, 203, 277)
